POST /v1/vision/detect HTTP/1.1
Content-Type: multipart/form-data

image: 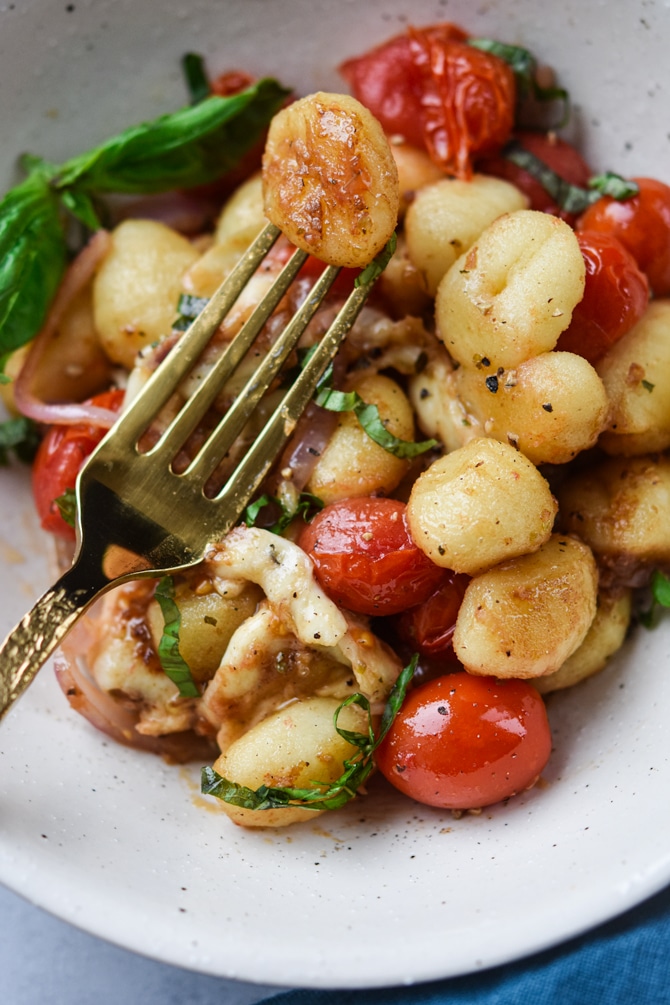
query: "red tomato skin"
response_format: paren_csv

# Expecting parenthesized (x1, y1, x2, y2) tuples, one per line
(397, 572, 470, 657)
(479, 130, 592, 222)
(340, 24, 515, 179)
(339, 24, 468, 150)
(556, 231, 649, 364)
(577, 177, 670, 296)
(298, 497, 446, 616)
(32, 389, 124, 540)
(376, 673, 552, 810)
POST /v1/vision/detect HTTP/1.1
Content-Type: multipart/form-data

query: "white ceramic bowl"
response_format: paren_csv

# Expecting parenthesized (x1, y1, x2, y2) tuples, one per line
(1, 0, 669, 990)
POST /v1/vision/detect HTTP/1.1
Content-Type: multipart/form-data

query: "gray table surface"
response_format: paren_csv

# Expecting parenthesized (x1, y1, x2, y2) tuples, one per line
(0, 883, 284, 1005)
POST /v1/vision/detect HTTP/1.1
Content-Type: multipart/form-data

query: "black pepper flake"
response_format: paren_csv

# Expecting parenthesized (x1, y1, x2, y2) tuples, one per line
(542, 402, 553, 412)
(419, 387, 431, 399)
(314, 632, 321, 640)
(481, 356, 491, 367)
(437, 706, 448, 715)
(485, 375, 499, 393)
(307, 447, 320, 456)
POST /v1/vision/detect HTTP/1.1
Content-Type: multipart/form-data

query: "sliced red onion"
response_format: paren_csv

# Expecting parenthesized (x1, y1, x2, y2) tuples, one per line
(13, 230, 119, 429)
(55, 609, 216, 764)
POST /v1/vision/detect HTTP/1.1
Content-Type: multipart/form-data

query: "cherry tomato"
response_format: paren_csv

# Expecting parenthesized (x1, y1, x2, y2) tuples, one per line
(340, 24, 515, 179)
(556, 231, 649, 364)
(479, 130, 592, 222)
(210, 69, 255, 97)
(298, 497, 446, 616)
(32, 389, 124, 539)
(577, 177, 670, 296)
(376, 672, 552, 810)
(397, 572, 470, 657)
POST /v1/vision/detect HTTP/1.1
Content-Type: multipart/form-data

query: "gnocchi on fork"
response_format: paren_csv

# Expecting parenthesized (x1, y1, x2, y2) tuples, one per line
(0, 91, 401, 725)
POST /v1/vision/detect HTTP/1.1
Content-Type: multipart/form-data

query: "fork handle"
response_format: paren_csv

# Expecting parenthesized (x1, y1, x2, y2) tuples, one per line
(0, 558, 109, 722)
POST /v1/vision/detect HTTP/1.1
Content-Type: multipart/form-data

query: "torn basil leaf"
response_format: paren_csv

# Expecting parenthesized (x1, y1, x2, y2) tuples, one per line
(54, 79, 290, 195)
(588, 172, 640, 202)
(182, 52, 211, 106)
(0, 77, 290, 365)
(173, 292, 210, 331)
(0, 174, 68, 365)
(314, 386, 438, 459)
(201, 655, 417, 812)
(355, 232, 397, 288)
(639, 570, 670, 628)
(469, 38, 569, 124)
(243, 491, 324, 534)
(153, 577, 200, 698)
(55, 487, 77, 527)
(0, 414, 41, 465)
(504, 141, 638, 214)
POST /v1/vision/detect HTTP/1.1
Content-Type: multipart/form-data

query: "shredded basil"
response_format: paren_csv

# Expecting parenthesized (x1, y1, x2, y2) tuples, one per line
(0, 415, 41, 465)
(173, 292, 210, 332)
(588, 172, 640, 202)
(153, 577, 200, 698)
(639, 570, 670, 628)
(55, 487, 77, 527)
(182, 52, 211, 106)
(201, 655, 417, 812)
(469, 38, 569, 125)
(314, 385, 438, 459)
(0, 77, 290, 370)
(504, 141, 639, 214)
(243, 491, 324, 534)
(355, 233, 397, 288)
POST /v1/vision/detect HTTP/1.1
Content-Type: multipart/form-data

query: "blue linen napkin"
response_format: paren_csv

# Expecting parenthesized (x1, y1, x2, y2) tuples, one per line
(261, 883, 670, 1004)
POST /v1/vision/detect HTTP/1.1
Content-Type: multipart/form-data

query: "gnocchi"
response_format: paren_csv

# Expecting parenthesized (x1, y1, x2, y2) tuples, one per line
(10, 21, 670, 829)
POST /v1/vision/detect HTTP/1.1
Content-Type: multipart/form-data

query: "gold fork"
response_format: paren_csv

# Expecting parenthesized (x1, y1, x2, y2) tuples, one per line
(0, 221, 380, 720)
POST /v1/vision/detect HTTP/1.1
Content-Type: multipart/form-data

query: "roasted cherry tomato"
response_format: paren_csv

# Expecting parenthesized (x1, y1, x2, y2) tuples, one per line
(556, 231, 649, 364)
(479, 130, 592, 222)
(32, 389, 124, 539)
(376, 672, 552, 810)
(397, 572, 470, 657)
(577, 177, 670, 296)
(298, 497, 446, 616)
(340, 23, 515, 179)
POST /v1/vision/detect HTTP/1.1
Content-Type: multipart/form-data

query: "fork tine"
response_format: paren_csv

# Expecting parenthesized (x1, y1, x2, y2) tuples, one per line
(205, 279, 372, 517)
(109, 221, 283, 448)
(148, 241, 313, 462)
(181, 262, 342, 484)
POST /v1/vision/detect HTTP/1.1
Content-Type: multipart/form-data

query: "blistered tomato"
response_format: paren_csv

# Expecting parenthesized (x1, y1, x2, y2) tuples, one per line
(32, 389, 124, 539)
(299, 496, 446, 616)
(376, 672, 552, 810)
(577, 177, 670, 296)
(556, 231, 649, 364)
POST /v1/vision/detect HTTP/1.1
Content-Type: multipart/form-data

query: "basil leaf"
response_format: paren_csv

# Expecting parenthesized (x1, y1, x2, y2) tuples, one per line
(53, 79, 291, 195)
(0, 415, 40, 465)
(153, 577, 200, 698)
(0, 174, 67, 364)
(173, 292, 210, 332)
(182, 52, 211, 105)
(314, 386, 438, 459)
(469, 37, 569, 123)
(504, 141, 638, 215)
(201, 655, 418, 812)
(588, 172, 640, 201)
(55, 486, 77, 527)
(58, 188, 102, 231)
(355, 233, 397, 288)
(639, 570, 670, 628)
(243, 491, 324, 534)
